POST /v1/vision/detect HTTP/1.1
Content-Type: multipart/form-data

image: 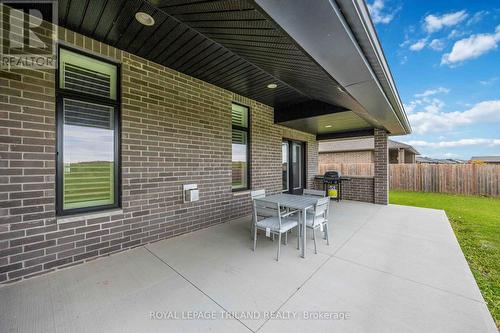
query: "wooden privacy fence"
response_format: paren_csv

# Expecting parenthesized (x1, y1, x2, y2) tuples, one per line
(319, 163, 500, 197)
(390, 164, 500, 197)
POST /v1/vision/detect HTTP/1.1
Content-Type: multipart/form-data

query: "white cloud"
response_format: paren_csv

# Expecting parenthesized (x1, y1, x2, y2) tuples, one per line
(441, 25, 500, 65)
(403, 103, 416, 113)
(479, 77, 498, 86)
(408, 100, 500, 134)
(405, 138, 500, 148)
(405, 87, 449, 115)
(422, 98, 445, 113)
(405, 38, 444, 52)
(424, 10, 468, 33)
(447, 29, 470, 40)
(429, 38, 445, 51)
(399, 39, 410, 48)
(467, 11, 488, 26)
(404, 97, 443, 116)
(414, 87, 450, 98)
(409, 38, 427, 51)
(401, 26, 415, 44)
(367, 0, 399, 24)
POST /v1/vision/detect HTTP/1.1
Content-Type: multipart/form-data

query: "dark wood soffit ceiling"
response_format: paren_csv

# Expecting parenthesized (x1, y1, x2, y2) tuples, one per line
(58, 0, 364, 114)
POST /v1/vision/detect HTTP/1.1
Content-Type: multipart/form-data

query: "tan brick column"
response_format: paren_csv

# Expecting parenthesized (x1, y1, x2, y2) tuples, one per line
(374, 129, 388, 205)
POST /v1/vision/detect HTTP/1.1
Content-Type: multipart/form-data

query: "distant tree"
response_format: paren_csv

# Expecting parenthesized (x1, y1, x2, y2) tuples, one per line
(470, 160, 486, 165)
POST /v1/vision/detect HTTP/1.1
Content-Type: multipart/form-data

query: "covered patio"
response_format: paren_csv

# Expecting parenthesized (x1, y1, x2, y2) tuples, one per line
(0, 0, 411, 285)
(1, 201, 495, 333)
(1, 1, 496, 331)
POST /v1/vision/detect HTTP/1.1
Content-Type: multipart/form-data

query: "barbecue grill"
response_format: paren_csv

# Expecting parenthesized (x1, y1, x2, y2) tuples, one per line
(322, 171, 350, 201)
(323, 171, 341, 183)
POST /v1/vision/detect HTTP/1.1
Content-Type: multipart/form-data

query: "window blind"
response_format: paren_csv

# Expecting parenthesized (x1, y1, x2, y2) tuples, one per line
(64, 99, 113, 130)
(63, 63, 111, 98)
(231, 103, 248, 128)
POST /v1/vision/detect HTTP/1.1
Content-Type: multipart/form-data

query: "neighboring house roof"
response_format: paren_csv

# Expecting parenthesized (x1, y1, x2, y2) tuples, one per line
(416, 157, 465, 164)
(387, 140, 420, 155)
(470, 156, 500, 163)
(319, 138, 420, 155)
(448, 159, 468, 164)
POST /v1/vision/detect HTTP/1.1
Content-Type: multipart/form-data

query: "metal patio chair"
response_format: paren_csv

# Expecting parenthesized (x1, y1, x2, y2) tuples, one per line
(251, 189, 294, 240)
(303, 188, 326, 214)
(250, 189, 266, 239)
(305, 196, 330, 254)
(252, 199, 299, 261)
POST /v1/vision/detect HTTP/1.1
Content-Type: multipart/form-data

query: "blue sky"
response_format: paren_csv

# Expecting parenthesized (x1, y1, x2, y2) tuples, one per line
(368, 0, 500, 159)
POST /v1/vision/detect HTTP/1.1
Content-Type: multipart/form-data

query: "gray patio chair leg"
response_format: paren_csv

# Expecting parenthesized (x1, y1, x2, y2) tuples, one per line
(325, 223, 330, 246)
(253, 226, 257, 251)
(297, 226, 300, 250)
(284, 231, 288, 245)
(277, 233, 281, 261)
(313, 228, 318, 254)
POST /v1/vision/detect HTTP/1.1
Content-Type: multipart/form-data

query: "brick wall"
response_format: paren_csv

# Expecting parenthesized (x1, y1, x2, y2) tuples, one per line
(313, 129, 389, 205)
(374, 128, 388, 205)
(340, 177, 374, 203)
(0, 27, 316, 283)
(313, 176, 374, 203)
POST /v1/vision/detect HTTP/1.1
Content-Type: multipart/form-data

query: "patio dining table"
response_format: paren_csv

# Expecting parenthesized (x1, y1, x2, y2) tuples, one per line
(257, 193, 320, 258)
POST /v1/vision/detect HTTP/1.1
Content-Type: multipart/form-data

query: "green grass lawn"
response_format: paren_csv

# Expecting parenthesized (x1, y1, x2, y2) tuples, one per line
(389, 191, 500, 327)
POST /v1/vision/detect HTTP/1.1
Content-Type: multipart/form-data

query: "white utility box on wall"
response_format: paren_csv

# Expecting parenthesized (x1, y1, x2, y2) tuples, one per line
(183, 184, 199, 203)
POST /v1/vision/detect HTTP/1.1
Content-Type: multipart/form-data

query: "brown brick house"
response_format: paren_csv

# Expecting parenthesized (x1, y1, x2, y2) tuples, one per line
(319, 138, 420, 166)
(0, 0, 410, 283)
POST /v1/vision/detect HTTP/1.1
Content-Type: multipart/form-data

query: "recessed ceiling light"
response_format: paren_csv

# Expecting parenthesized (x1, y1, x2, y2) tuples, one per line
(325, 125, 333, 128)
(135, 12, 155, 26)
(267, 83, 277, 89)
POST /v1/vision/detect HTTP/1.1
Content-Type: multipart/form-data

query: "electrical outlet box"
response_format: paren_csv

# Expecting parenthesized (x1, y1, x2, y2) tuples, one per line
(183, 184, 199, 203)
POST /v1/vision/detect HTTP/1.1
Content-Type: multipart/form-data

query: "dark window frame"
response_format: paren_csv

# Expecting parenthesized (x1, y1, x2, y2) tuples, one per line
(231, 102, 251, 192)
(55, 45, 121, 216)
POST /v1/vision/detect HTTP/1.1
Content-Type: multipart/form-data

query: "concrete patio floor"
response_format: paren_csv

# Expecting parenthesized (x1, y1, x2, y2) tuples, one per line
(0, 201, 496, 333)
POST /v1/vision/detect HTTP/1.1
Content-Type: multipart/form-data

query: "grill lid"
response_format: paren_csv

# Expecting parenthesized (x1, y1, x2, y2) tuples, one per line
(324, 171, 341, 179)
